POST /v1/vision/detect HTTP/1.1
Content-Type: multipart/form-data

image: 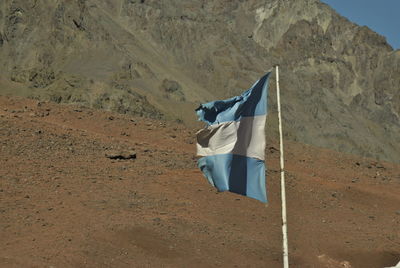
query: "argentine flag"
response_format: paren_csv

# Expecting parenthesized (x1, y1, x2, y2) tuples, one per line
(196, 72, 271, 203)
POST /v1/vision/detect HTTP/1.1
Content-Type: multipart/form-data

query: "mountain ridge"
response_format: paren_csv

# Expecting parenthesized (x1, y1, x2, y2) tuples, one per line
(0, 0, 399, 162)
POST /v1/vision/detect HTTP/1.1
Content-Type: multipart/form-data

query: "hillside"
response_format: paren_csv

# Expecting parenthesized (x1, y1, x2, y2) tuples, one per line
(0, 0, 399, 162)
(1, 96, 399, 267)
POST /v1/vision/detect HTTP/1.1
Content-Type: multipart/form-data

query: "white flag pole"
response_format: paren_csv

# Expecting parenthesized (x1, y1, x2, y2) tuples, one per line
(275, 65, 289, 268)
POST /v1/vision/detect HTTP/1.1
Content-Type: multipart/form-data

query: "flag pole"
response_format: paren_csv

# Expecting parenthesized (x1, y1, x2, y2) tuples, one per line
(275, 65, 289, 268)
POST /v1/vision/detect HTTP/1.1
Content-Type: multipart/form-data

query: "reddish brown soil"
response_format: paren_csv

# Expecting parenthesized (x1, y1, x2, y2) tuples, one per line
(0, 96, 399, 268)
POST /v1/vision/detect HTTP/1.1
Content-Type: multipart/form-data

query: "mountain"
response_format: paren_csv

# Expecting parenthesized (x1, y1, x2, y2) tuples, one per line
(0, 0, 399, 162)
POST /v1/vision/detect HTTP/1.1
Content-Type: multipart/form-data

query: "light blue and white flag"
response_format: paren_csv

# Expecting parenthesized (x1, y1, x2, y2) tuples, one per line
(196, 72, 271, 203)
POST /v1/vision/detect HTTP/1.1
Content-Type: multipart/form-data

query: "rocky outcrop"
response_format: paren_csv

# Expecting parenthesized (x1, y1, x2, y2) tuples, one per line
(0, 0, 399, 162)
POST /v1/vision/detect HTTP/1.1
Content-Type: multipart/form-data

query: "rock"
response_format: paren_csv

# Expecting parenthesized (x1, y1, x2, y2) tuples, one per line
(160, 79, 185, 101)
(269, 147, 279, 153)
(105, 150, 137, 160)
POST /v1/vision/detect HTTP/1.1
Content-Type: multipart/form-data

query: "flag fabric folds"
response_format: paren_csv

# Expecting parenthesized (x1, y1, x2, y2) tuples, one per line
(195, 72, 271, 203)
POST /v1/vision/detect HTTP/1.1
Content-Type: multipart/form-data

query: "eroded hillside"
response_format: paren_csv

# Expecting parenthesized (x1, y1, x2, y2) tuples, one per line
(0, 96, 399, 267)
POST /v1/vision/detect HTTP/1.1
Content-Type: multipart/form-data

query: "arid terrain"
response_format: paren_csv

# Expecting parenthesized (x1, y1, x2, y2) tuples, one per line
(1, 95, 399, 267)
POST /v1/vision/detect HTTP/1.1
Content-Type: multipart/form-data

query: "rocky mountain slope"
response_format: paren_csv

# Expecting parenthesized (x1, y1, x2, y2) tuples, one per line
(0, 0, 399, 162)
(1, 95, 399, 267)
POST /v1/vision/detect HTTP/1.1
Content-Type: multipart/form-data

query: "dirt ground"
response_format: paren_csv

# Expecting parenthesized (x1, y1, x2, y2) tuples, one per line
(0, 96, 399, 268)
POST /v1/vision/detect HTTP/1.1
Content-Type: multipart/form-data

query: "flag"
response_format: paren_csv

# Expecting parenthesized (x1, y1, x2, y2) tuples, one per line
(195, 72, 271, 203)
